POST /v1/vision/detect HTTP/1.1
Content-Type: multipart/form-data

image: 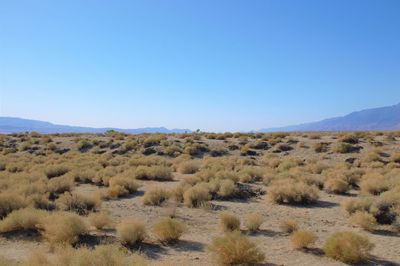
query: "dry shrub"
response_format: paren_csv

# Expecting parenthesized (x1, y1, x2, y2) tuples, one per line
(116, 219, 146, 245)
(360, 173, 388, 195)
(332, 142, 356, 153)
(238, 166, 264, 183)
(279, 219, 299, 234)
(349, 211, 377, 231)
(134, 166, 173, 181)
(28, 244, 148, 266)
(268, 180, 319, 205)
(56, 192, 101, 215)
(104, 179, 140, 199)
(40, 212, 88, 245)
(208, 231, 265, 265)
(0, 207, 47, 233)
(0, 192, 27, 218)
(324, 177, 350, 194)
(177, 160, 200, 174)
(291, 230, 317, 249)
(341, 198, 372, 214)
(217, 179, 236, 198)
(219, 212, 240, 232)
(183, 183, 211, 207)
(244, 213, 263, 232)
(88, 211, 112, 230)
(47, 175, 74, 195)
(45, 165, 69, 179)
(152, 217, 186, 244)
(323, 231, 374, 264)
(142, 186, 169, 206)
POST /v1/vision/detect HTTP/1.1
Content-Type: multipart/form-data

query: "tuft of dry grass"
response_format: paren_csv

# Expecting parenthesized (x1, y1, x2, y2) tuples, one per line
(25, 244, 149, 266)
(324, 177, 349, 194)
(177, 160, 201, 174)
(40, 211, 88, 245)
(56, 192, 101, 215)
(183, 183, 211, 208)
(142, 186, 169, 206)
(0, 192, 27, 219)
(0, 207, 47, 233)
(279, 219, 299, 234)
(116, 219, 146, 245)
(268, 180, 319, 205)
(349, 211, 377, 231)
(44, 165, 69, 179)
(152, 217, 186, 244)
(217, 179, 236, 198)
(208, 231, 265, 265)
(88, 211, 113, 230)
(244, 213, 263, 232)
(291, 230, 317, 250)
(219, 212, 240, 232)
(323, 231, 374, 263)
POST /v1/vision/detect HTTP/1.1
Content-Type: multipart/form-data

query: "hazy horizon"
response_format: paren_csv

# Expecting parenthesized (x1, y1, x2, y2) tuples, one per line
(1, 0, 400, 131)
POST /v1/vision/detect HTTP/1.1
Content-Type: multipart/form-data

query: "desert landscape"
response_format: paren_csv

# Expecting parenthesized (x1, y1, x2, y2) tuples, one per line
(0, 131, 399, 265)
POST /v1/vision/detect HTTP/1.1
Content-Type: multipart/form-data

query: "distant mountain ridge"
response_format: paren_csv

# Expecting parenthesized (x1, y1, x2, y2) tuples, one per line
(0, 117, 191, 134)
(260, 103, 400, 132)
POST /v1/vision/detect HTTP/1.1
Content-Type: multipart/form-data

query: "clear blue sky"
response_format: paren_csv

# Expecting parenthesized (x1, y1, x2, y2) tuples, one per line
(1, 0, 399, 132)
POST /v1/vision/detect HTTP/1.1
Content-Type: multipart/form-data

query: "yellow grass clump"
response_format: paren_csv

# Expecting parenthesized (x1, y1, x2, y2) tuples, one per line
(116, 219, 146, 245)
(152, 217, 186, 244)
(323, 231, 374, 263)
(208, 231, 265, 265)
(219, 212, 240, 232)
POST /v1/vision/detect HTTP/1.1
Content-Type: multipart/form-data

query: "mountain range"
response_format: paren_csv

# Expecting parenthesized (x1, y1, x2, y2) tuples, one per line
(259, 103, 400, 132)
(1, 103, 399, 134)
(0, 117, 190, 134)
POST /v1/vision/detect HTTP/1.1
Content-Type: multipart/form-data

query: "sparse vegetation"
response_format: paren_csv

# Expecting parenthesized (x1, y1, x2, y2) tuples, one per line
(0, 131, 399, 264)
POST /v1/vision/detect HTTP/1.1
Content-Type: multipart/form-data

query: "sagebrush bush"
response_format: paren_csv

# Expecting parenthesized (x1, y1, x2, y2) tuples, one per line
(116, 219, 146, 245)
(208, 231, 265, 265)
(244, 213, 263, 232)
(323, 231, 374, 263)
(219, 212, 240, 232)
(349, 211, 376, 231)
(341, 198, 372, 214)
(142, 186, 169, 206)
(40, 211, 88, 245)
(183, 183, 211, 208)
(152, 217, 186, 244)
(291, 230, 317, 249)
(268, 181, 319, 205)
(0, 207, 47, 233)
(279, 219, 299, 234)
(88, 211, 112, 230)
